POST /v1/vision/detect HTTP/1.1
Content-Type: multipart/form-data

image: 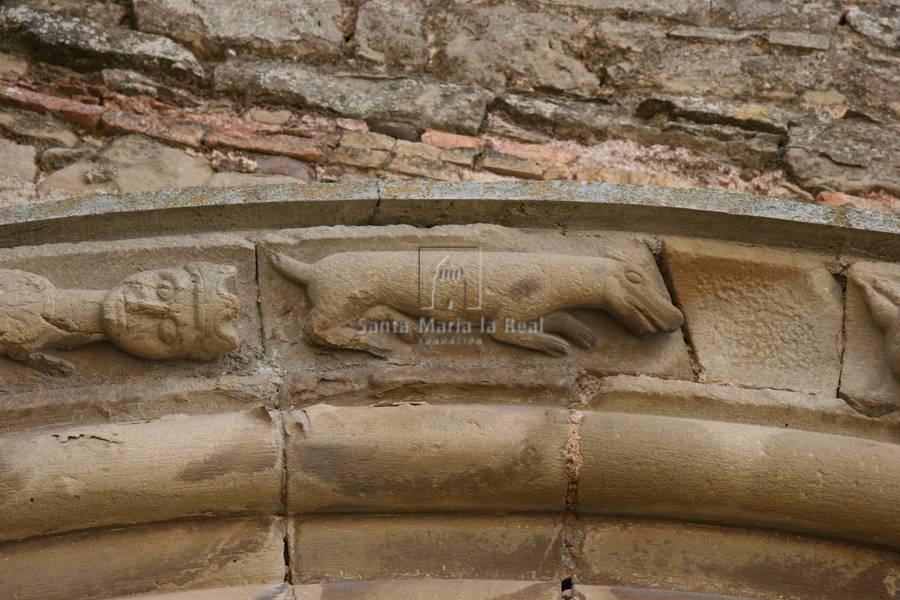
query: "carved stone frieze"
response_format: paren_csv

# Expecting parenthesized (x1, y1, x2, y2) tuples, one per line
(258, 224, 692, 377)
(0, 263, 240, 374)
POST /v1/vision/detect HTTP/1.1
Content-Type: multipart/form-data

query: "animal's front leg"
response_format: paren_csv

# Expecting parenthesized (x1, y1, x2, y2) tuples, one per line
(489, 328, 571, 357)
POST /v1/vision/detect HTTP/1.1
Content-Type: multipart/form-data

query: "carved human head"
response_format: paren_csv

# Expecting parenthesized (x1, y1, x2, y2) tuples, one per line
(101, 263, 241, 360)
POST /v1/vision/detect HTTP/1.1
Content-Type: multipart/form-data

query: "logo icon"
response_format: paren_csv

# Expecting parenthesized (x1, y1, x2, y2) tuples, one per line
(418, 246, 482, 311)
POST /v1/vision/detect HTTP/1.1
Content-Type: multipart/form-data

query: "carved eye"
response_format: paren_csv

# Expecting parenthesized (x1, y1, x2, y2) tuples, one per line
(157, 280, 175, 300)
(158, 318, 179, 344)
(626, 270, 644, 284)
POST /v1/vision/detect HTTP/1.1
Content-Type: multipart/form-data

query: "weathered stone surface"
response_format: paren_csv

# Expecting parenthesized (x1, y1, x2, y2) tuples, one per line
(354, 0, 429, 71)
(102, 111, 206, 148)
(575, 517, 900, 599)
(331, 130, 395, 169)
(579, 412, 900, 547)
(40, 134, 213, 197)
(663, 238, 843, 394)
(292, 515, 563, 583)
(0, 375, 276, 433)
(0, 138, 35, 182)
(480, 150, 544, 180)
(295, 580, 560, 600)
(255, 155, 315, 181)
(6, 0, 128, 28)
(0, 408, 282, 541)
(109, 585, 293, 600)
(0, 518, 287, 600)
(637, 96, 789, 134)
(214, 60, 489, 134)
(259, 225, 690, 377)
(134, 0, 344, 60)
(431, 4, 599, 97)
(786, 118, 900, 196)
(0, 108, 79, 148)
(590, 374, 898, 442)
(0, 233, 258, 392)
(209, 172, 308, 187)
(387, 139, 461, 180)
(0, 5, 204, 80)
(205, 131, 324, 163)
(840, 261, 900, 417)
(845, 6, 900, 50)
(0, 51, 28, 76)
(577, 587, 749, 600)
(287, 403, 567, 513)
(422, 129, 486, 150)
(707, 0, 841, 33)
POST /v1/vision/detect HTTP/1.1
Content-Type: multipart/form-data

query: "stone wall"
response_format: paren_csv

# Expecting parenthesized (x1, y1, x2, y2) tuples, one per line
(0, 183, 898, 599)
(0, 0, 898, 213)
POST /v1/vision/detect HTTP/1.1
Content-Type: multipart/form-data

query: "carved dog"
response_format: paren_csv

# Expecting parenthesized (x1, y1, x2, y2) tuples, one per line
(852, 268, 900, 380)
(267, 249, 684, 357)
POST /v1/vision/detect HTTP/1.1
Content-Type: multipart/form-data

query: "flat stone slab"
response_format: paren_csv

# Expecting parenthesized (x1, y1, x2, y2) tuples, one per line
(663, 237, 843, 394)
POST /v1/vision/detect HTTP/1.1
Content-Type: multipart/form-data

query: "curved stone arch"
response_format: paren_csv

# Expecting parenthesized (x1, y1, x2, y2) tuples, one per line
(0, 182, 898, 600)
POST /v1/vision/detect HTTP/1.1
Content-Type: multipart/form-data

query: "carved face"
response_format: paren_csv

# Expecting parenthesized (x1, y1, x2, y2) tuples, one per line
(101, 264, 241, 361)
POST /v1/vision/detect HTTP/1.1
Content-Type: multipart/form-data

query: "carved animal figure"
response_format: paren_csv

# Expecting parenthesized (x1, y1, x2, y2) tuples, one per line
(852, 270, 900, 380)
(0, 263, 241, 374)
(267, 249, 684, 357)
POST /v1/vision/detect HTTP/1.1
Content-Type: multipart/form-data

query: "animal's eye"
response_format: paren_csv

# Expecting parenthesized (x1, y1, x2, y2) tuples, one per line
(158, 318, 179, 344)
(626, 270, 644, 283)
(157, 280, 175, 300)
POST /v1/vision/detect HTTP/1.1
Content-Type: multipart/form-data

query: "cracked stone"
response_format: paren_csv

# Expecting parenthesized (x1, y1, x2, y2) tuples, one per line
(480, 150, 544, 180)
(0, 5, 204, 81)
(845, 6, 900, 50)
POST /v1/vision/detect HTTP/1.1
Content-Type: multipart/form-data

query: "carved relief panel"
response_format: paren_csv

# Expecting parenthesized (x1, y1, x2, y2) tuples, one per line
(0, 234, 258, 392)
(258, 224, 691, 378)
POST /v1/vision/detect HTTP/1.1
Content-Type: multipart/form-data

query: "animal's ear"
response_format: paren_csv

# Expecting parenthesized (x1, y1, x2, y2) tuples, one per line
(854, 273, 900, 331)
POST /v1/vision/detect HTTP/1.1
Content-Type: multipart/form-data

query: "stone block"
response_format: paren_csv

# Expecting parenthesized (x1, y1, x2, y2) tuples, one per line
(331, 131, 396, 169)
(576, 587, 751, 599)
(354, 0, 429, 71)
(0, 107, 79, 148)
(109, 585, 293, 600)
(589, 375, 898, 443)
(480, 150, 544, 180)
(0, 408, 283, 541)
(134, 0, 344, 60)
(214, 60, 489, 135)
(663, 238, 843, 394)
(578, 412, 900, 548)
(422, 129, 486, 150)
(286, 403, 568, 513)
(786, 118, 900, 196)
(205, 131, 324, 163)
(574, 517, 900, 600)
(0, 518, 287, 600)
(0, 5, 203, 80)
(0, 233, 258, 393)
(295, 580, 560, 599)
(292, 515, 563, 582)
(0, 138, 36, 182)
(0, 375, 277, 433)
(387, 140, 461, 180)
(840, 261, 900, 416)
(258, 224, 691, 377)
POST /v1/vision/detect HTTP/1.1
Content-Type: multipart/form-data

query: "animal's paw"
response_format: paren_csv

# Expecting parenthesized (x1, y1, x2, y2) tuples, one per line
(536, 334, 571, 357)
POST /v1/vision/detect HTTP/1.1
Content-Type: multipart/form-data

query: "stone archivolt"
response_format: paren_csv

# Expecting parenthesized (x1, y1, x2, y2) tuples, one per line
(0, 198, 898, 600)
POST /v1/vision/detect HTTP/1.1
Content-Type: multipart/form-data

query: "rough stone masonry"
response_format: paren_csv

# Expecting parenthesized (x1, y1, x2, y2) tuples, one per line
(0, 0, 897, 212)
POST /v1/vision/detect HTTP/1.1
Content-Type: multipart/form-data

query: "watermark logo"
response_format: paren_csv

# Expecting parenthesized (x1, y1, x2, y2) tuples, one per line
(417, 246, 482, 311)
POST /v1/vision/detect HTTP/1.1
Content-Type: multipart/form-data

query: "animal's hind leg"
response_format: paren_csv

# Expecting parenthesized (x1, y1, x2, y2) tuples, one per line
(305, 309, 408, 358)
(543, 311, 596, 349)
(489, 328, 570, 357)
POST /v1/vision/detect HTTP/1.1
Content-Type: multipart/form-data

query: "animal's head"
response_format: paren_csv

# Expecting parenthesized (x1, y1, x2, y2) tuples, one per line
(852, 270, 900, 380)
(604, 260, 684, 337)
(101, 263, 241, 361)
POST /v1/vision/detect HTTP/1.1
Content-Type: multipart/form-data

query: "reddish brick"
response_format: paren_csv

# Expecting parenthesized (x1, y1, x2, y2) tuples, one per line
(206, 131, 325, 163)
(102, 111, 206, 148)
(422, 129, 486, 150)
(0, 84, 105, 129)
(817, 191, 899, 214)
